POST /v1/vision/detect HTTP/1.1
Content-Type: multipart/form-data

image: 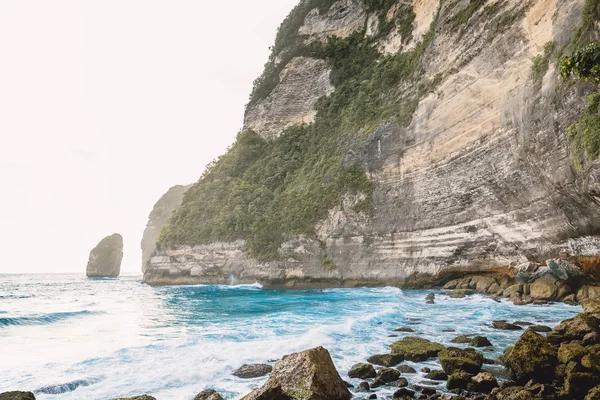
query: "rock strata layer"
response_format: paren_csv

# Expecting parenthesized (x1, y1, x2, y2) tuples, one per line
(86, 233, 123, 278)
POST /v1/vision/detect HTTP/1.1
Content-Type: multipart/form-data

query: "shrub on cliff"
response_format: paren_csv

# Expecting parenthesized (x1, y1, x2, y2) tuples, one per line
(559, 42, 600, 83)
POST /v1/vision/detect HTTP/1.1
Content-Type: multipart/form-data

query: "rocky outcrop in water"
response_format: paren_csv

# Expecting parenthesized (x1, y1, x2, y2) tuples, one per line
(0, 392, 35, 400)
(241, 346, 351, 400)
(141, 185, 190, 273)
(145, 0, 600, 287)
(194, 390, 224, 400)
(86, 233, 123, 278)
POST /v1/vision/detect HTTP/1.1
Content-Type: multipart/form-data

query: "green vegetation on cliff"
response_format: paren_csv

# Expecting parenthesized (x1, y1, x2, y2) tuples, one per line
(158, 0, 437, 260)
(558, 0, 600, 173)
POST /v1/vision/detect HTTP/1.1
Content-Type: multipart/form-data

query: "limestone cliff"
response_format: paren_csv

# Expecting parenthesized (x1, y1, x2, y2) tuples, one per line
(86, 233, 123, 278)
(143, 0, 600, 287)
(141, 185, 190, 273)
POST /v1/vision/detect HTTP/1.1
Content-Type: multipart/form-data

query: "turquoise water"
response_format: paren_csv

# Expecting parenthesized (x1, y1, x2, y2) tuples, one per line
(0, 274, 581, 399)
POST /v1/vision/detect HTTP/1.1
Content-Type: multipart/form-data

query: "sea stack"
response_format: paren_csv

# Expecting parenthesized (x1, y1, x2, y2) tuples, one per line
(86, 233, 123, 278)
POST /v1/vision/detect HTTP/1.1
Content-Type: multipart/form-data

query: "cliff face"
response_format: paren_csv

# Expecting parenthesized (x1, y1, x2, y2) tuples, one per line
(143, 0, 600, 287)
(86, 233, 123, 278)
(141, 185, 190, 272)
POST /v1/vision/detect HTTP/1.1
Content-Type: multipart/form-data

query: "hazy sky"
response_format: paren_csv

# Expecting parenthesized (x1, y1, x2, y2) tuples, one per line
(0, 0, 299, 274)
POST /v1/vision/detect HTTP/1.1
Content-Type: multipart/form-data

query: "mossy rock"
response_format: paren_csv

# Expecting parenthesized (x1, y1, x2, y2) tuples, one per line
(558, 341, 587, 364)
(242, 346, 351, 400)
(391, 388, 415, 398)
(446, 370, 473, 390)
(367, 353, 403, 367)
(396, 365, 417, 374)
(450, 335, 472, 344)
(0, 393, 36, 400)
(194, 391, 224, 400)
(468, 372, 498, 393)
(586, 385, 600, 400)
(565, 371, 600, 398)
(390, 337, 444, 362)
(530, 325, 552, 333)
(469, 336, 492, 347)
(581, 345, 600, 373)
(424, 369, 447, 380)
(554, 314, 600, 341)
(348, 363, 376, 379)
(376, 367, 401, 383)
(505, 329, 558, 384)
(438, 347, 483, 375)
(492, 320, 523, 330)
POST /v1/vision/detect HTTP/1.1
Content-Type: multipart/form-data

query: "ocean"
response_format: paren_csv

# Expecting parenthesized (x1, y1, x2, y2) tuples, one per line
(0, 274, 581, 399)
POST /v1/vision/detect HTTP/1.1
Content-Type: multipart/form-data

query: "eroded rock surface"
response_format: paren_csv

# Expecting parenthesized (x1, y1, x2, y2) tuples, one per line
(86, 234, 123, 278)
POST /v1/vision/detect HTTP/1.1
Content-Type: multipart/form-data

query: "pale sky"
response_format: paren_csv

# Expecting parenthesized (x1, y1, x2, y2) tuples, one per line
(0, 0, 299, 274)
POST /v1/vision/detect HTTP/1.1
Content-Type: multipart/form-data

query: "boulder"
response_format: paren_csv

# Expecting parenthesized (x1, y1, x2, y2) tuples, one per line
(113, 397, 156, 400)
(529, 325, 552, 333)
(389, 378, 408, 387)
(541, 259, 583, 281)
(529, 274, 570, 301)
(504, 329, 557, 384)
(446, 370, 473, 390)
(492, 320, 522, 331)
(86, 233, 123, 278)
(447, 289, 475, 298)
(241, 347, 351, 400)
(376, 368, 400, 383)
(438, 347, 483, 375)
(356, 381, 370, 392)
(578, 286, 600, 302)
(392, 388, 415, 398)
(514, 262, 539, 283)
(0, 393, 35, 400)
(586, 385, 600, 400)
(502, 284, 523, 298)
(468, 372, 498, 393)
(367, 354, 403, 367)
(583, 300, 600, 314)
(394, 327, 415, 333)
(470, 276, 498, 293)
(233, 364, 273, 379)
(424, 370, 447, 380)
(194, 390, 224, 400)
(396, 365, 417, 373)
(584, 332, 600, 345)
(581, 345, 600, 373)
(554, 314, 600, 341)
(469, 336, 492, 347)
(348, 363, 376, 379)
(564, 371, 600, 398)
(390, 337, 444, 362)
(557, 341, 587, 364)
(450, 335, 472, 344)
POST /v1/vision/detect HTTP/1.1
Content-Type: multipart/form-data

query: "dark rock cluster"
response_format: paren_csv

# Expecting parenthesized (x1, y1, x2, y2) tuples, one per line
(443, 260, 600, 305)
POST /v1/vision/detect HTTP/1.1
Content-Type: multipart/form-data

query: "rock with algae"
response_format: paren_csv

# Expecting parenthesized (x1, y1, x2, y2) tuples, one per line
(241, 346, 351, 400)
